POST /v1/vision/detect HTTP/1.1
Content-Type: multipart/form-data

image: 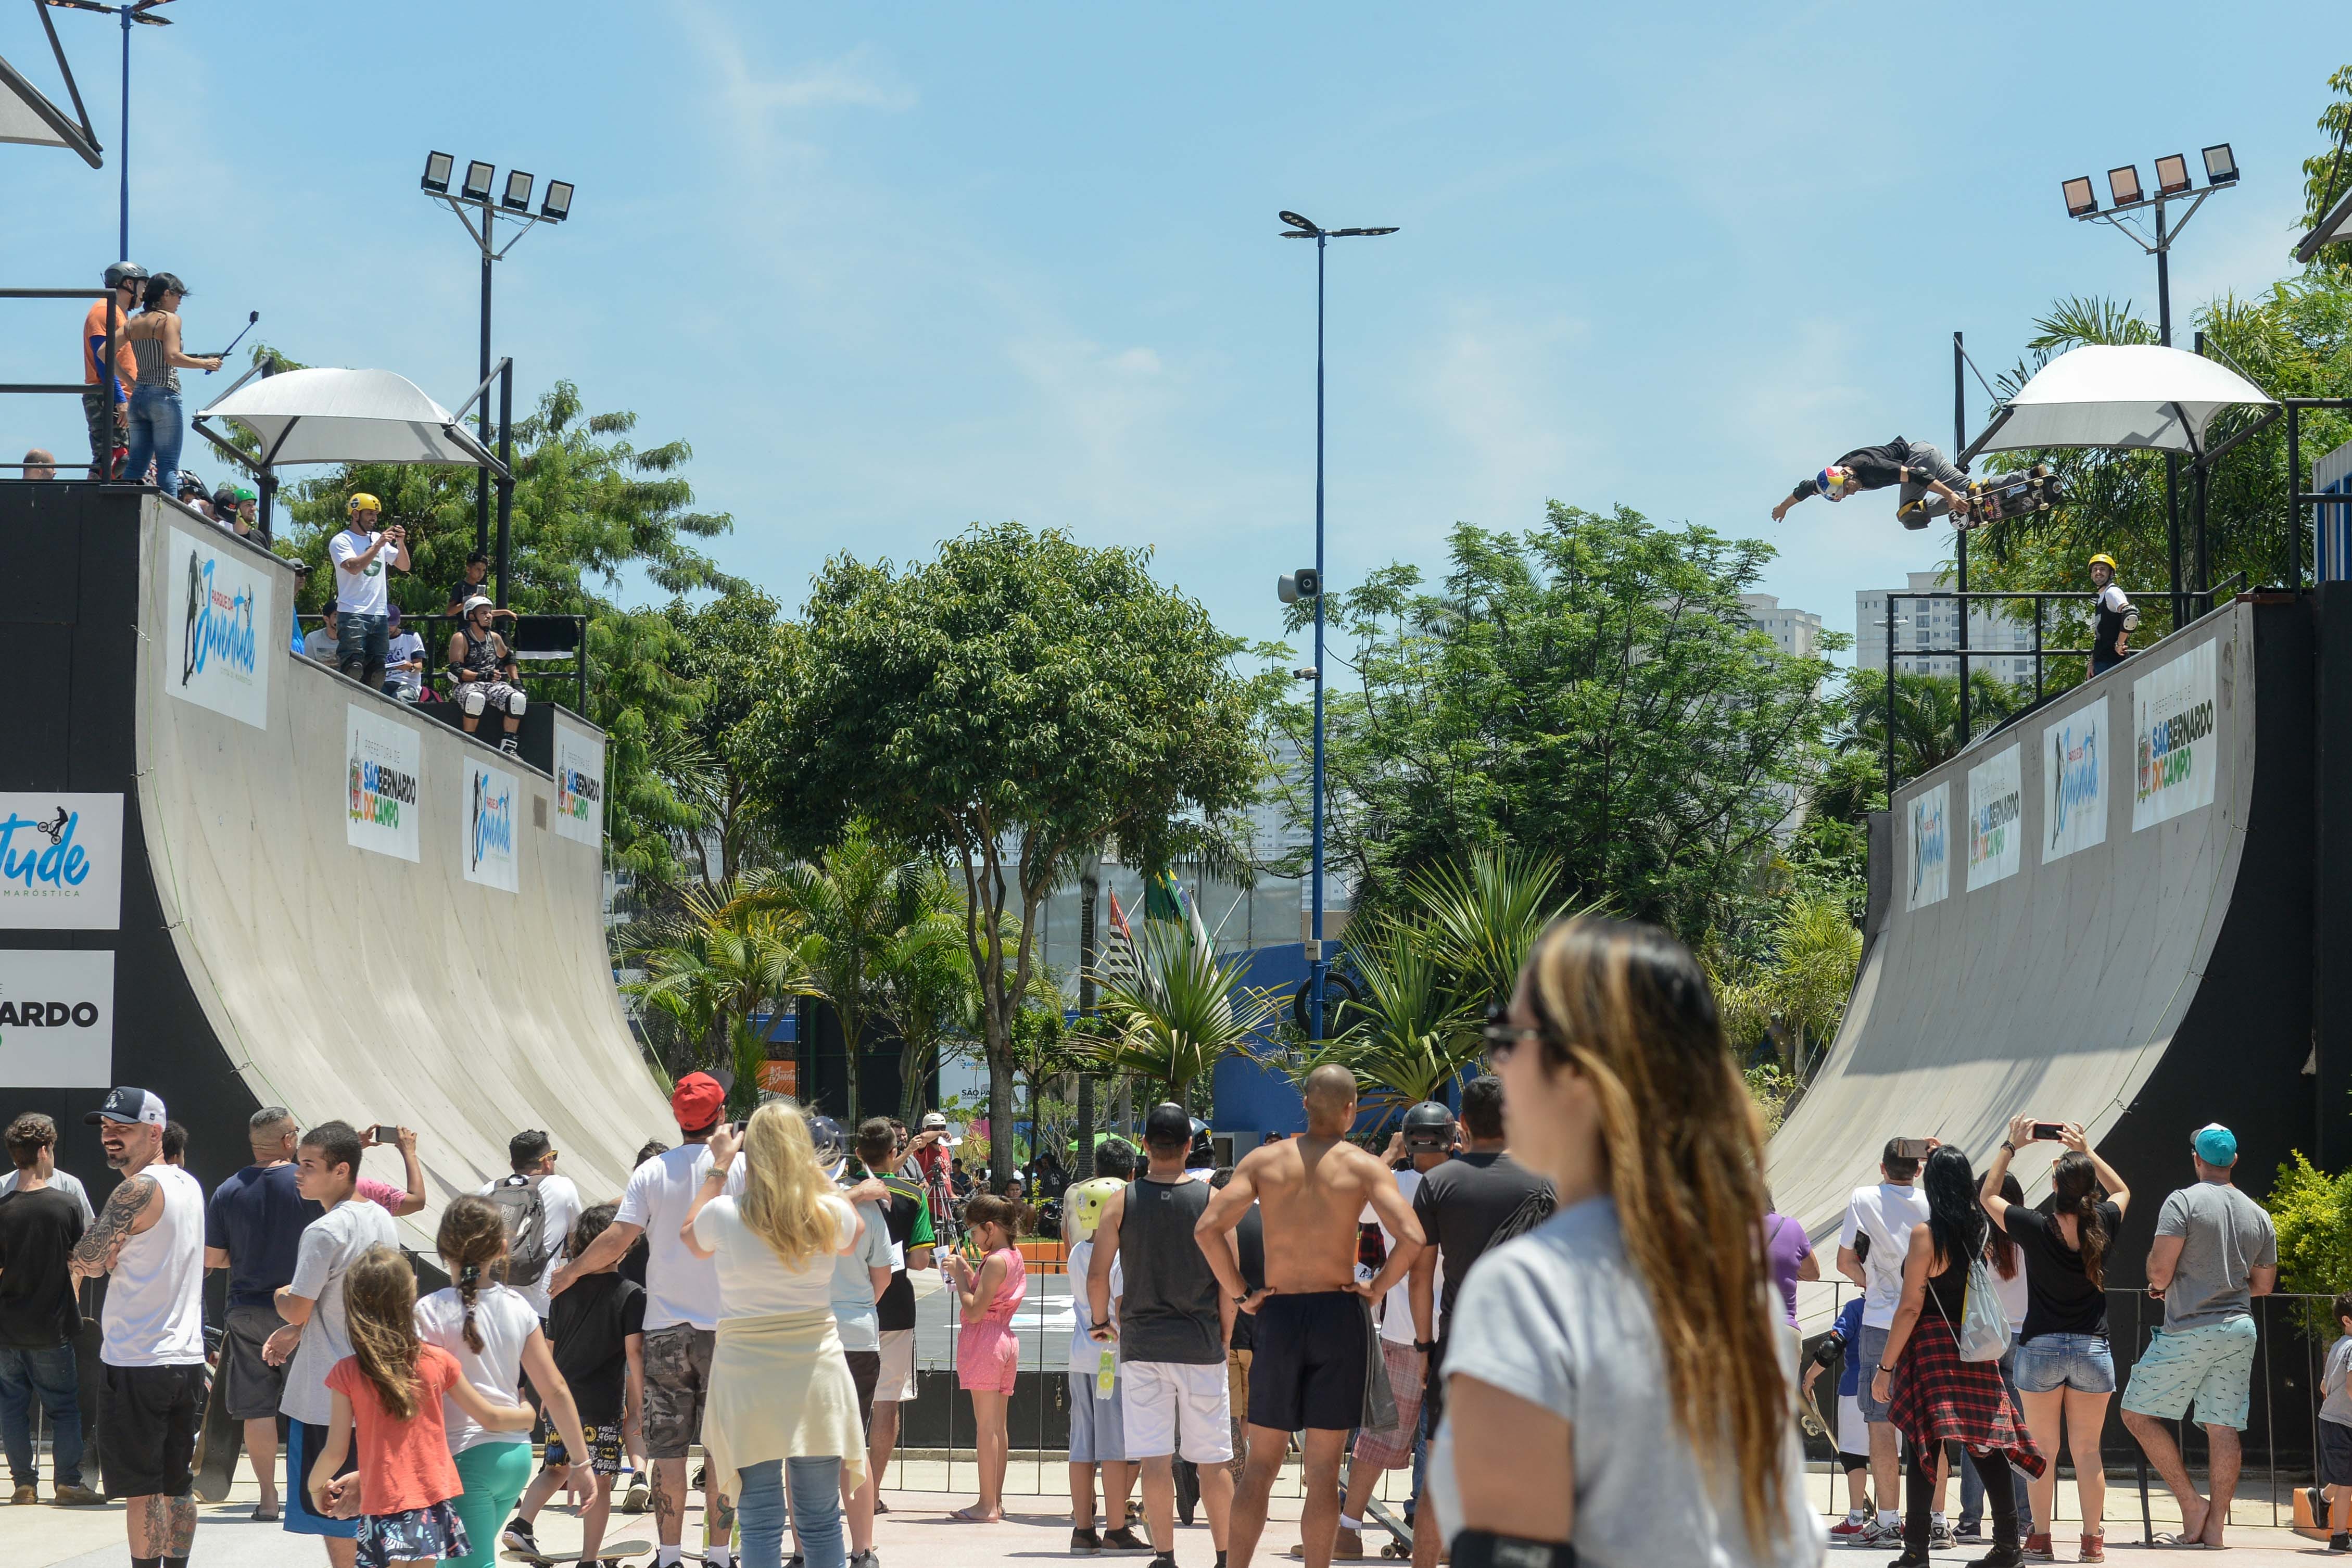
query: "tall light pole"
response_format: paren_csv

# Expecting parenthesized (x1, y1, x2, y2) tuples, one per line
(2060, 145, 2237, 626)
(421, 153, 573, 594)
(1276, 210, 1396, 1044)
(42, 0, 174, 259)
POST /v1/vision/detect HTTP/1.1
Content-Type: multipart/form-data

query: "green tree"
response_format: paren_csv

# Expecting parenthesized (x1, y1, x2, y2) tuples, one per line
(1708, 890, 1862, 1078)
(624, 880, 814, 1115)
(2300, 65, 2352, 269)
(753, 523, 1261, 1180)
(1837, 668, 2030, 789)
(1289, 918, 1469, 1114)
(753, 823, 908, 1125)
(1089, 920, 1280, 1103)
(659, 588, 788, 892)
(873, 861, 978, 1120)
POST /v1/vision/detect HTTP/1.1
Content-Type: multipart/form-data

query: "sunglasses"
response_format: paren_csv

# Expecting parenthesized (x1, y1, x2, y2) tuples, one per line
(1481, 999, 1541, 1068)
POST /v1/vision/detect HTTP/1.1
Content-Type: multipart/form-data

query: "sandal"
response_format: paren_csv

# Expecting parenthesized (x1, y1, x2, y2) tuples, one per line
(946, 1507, 1000, 1523)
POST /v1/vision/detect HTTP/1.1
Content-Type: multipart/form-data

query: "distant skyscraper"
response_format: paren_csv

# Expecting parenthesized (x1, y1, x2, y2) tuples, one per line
(1856, 571, 2041, 687)
(1739, 593, 1824, 659)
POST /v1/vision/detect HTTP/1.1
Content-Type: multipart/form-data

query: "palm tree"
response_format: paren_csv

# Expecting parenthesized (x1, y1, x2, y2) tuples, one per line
(1708, 890, 1863, 1080)
(1402, 847, 1577, 1014)
(1838, 668, 2028, 787)
(1288, 917, 1474, 1119)
(746, 821, 908, 1124)
(624, 879, 814, 1116)
(1088, 919, 1280, 1103)
(873, 861, 977, 1120)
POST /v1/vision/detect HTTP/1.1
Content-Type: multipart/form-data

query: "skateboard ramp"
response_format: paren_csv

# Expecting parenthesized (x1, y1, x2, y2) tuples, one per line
(1769, 596, 2316, 1303)
(0, 485, 666, 1240)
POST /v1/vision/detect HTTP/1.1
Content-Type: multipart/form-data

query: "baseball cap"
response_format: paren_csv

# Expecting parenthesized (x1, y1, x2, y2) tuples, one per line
(1143, 1102, 1193, 1149)
(810, 1115, 848, 1178)
(671, 1072, 727, 1132)
(919, 1111, 963, 1147)
(2192, 1123, 2239, 1166)
(86, 1086, 167, 1127)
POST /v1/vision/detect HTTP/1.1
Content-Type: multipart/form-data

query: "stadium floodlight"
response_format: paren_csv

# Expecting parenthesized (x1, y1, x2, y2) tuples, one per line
(1331, 226, 1402, 236)
(2155, 154, 2192, 196)
(2062, 175, 2099, 218)
(501, 169, 533, 212)
(421, 151, 454, 195)
(2107, 164, 2145, 208)
(461, 159, 495, 203)
(2203, 143, 2238, 184)
(540, 180, 573, 222)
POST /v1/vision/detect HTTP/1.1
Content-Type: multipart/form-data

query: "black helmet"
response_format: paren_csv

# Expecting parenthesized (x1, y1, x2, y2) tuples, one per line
(1401, 1099, 1456, 1153)
(104, 261, 147, 289)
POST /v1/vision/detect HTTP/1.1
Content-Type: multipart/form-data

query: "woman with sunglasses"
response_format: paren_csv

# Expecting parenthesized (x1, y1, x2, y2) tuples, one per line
(1429, 917, 1820, 1567)
(121, 272, 222, 492)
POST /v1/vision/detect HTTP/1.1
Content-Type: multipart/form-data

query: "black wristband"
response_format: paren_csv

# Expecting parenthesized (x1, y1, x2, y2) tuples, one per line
(1414, 1340, 1438, 1354)
(1450, 1530, 1575, 1568)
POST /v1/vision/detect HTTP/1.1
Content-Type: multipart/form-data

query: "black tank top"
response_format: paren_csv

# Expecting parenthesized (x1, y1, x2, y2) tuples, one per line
(1116, 1176, 1223, 1365)
(458, 625, 504, 680)
(2092, 593, 2131, 673)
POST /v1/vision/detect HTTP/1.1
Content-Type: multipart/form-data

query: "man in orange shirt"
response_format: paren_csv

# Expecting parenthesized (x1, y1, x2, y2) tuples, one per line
(81, 262, 144, 480)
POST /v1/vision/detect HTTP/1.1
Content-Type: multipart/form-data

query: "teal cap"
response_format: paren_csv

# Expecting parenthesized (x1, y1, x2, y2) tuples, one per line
(2192, 1123, 2237, 1166)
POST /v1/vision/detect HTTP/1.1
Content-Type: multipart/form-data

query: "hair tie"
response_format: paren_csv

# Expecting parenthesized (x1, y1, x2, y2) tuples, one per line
(460, 1262, 480, 1285)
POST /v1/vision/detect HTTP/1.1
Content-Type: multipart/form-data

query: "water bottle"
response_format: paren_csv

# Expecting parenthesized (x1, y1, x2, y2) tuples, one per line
(1096, 1345, 1117, 1400)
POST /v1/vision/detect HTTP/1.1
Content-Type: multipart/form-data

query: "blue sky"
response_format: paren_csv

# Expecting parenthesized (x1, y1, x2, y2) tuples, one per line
(4, 1, 2342, 664)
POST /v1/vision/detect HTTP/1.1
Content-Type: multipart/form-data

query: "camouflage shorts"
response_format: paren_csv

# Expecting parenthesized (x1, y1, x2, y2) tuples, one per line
(640, 1323, 715, 1459)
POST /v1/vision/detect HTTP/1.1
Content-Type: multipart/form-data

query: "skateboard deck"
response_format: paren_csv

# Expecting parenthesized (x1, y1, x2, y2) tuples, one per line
(1958, 466, 2063, 528)
(500, 1540, 654, 1565)
(190, 1361, 242, 1504)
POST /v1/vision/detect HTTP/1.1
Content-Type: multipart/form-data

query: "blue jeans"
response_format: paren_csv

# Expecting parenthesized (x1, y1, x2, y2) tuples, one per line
(336, 612, 390, 686)
(123, 382, 184, 492)
(737, 1457, 843, 1568)
(0, 1343, 84, 1488)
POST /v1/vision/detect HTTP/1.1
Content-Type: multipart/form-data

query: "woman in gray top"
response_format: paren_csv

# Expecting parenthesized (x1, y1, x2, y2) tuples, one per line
(1427, 917, 1819, 1568)
(121, 272, 221, 495)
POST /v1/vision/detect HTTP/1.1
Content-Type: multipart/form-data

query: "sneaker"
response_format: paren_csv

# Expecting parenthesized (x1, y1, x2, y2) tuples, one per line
(2076, 1536, 2105, 1563)
(53, 1484, 103, 1507)
(620, 1476, 650, 1513)
(1953, 1519, 1982, 1540)
(2330, 1533, 2349, 1554)
(502, 1519, 539, 1557)
(1881, 1552, 1930, 1568)
(850, 1554, 881, 1568)
(10, 1485, 35, 1505)
(500, 736, 520, 755)
(1827, 1516, 1870, 1544)
(1852, 1521, 1904, 1550)
(1073, 1530, 1105, 1556)
(1146, 1555, 1177, 1568)
(1962, 1546, 2024, 1568)
(2020, 1534, 2055, 1563)
(1929, 1519, 1956, 1550)
(1102, 1528, 1153, 1554)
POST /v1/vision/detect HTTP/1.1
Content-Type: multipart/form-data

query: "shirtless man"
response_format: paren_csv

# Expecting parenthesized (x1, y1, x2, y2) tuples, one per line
(1196, 1066, 1425, 1568)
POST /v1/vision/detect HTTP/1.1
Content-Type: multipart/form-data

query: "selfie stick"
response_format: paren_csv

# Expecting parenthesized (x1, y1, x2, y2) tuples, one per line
(203, 311, 261, 372)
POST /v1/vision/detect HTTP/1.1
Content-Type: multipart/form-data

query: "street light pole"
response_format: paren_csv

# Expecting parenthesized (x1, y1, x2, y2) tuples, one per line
(42, 1, 176, 257)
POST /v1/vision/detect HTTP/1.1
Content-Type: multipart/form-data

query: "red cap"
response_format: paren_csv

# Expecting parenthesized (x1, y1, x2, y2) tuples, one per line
(671, 1072, 726, 1131)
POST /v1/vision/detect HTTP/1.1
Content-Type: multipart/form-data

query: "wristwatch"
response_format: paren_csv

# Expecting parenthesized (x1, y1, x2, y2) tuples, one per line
(1234, 1293, 1252, 1305)
(2000, 1140, 2017, 1154)
(1414, 1340, 1438, 1354)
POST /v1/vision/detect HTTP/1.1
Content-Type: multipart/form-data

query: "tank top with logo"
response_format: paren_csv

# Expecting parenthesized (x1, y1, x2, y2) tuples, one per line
(102, 1162, 207, 1367)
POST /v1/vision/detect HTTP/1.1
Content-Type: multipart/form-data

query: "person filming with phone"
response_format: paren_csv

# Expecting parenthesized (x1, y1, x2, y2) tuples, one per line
(1837, 1137, 1934, 1549)
(328, 494, 409, 692)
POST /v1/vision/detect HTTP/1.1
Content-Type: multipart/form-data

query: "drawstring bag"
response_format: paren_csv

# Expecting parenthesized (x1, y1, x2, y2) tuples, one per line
(1953, 1258, 2010, 1362)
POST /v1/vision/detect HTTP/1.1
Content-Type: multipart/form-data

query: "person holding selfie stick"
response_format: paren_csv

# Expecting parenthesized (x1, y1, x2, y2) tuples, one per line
(1837, 1137, 1934, 1549)
(328, 495, 409, 692)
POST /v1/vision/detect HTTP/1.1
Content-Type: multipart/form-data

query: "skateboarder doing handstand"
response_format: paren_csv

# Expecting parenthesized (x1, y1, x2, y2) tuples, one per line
(1772, 438, 1972, 529)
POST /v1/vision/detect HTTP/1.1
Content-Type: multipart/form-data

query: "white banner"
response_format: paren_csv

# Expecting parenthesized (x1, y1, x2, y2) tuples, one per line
(552, 720, 605, 847)
(346, 707, 422, 863)
(462, 759, 520, 893)
(0, 793, 123, 930)
(2133, 641, 2219, 831)
(0, 949, 114, 1087)
(162, 526, 274, 731)
(1966, 745, 2022, 891)
(2041, 697, 2109, 864)
(1906, 782, 1949, 911)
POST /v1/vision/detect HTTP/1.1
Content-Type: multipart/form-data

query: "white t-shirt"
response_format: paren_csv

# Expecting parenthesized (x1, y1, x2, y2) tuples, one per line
(476, 1172, 583, 1320)
(827, 1198, 892, 1352)
(616, 1144, 744, 1332)
(303, 626, 338, 663)
(281, 1197, 399, 1424)
(329, 527, 392, 618)
(1359, 1167, 1438, 1346)
(100, 1164, 206, 1368)
(386, 629, 425, 697)
(0, 1168, 92, 1226)
(415, 1283, 540, 1452)
(1068, 1237, 1124, 1375)
(2096, 583, 2132, 615)
(1838, 1182, 1932, 1329)
(1989, 1250, 2029, 1338)
(691, 1193, 858, 1321)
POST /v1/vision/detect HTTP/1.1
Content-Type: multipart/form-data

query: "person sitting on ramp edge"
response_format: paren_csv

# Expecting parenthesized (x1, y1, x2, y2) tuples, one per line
(2087, 554, 2138, 676)
(1771, 438, 1974, 529)
(447, 595, 526, 755)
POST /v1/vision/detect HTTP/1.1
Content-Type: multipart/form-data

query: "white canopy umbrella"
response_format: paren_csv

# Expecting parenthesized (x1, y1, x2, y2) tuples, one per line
(194, 366, 507, 472)
(1962, 344, 2273, 463)
(1, 48, 99, 167)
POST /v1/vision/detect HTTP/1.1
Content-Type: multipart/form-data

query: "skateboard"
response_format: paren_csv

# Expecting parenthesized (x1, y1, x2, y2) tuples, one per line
(500, 1540, 654, 1566)
(1957, 466, 2064, 529)
(190, 1360, 242, 1504)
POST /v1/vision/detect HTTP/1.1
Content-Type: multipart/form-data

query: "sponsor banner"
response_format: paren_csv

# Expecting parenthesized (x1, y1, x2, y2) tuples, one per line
(346, 707, 422, 863)
(1906, 782, 1949, 911)
(1966, 745, 2023, 891)
(163, 525, 273, 730)
(462, 759, 520, 893)
(2042, 697, 2109, 864)
(2133, 641, 2219, 831)
(552, 720, 606, 847)
(0, 793, 123, 930)
(0, 949, 114, 1088)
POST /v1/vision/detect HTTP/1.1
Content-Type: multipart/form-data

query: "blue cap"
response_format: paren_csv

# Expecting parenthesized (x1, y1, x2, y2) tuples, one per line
(2193, 1123, 2237, 1166)
(808, 1115, 846, 1166)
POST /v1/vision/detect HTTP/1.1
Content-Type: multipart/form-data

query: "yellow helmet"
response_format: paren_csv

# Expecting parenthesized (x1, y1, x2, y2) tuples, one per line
(347, 492, 381, 516)
(1068, 1177, 1124, 1242)
(2088, 553, 2118, 572)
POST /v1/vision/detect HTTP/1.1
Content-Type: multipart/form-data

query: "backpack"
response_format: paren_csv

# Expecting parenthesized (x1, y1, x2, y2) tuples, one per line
(486, 1174, 554, 1286)
(1486, 1179, 1559, 1251)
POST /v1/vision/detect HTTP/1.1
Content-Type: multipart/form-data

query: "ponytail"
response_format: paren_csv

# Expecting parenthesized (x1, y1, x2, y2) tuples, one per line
(435, 1195, 510, 1355)
(2051, 1150, 2109, 1291)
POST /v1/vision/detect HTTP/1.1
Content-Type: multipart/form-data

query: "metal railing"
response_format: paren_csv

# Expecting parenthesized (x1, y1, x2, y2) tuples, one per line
(293, 611, 589, 714)
(0, 285, 120, 476)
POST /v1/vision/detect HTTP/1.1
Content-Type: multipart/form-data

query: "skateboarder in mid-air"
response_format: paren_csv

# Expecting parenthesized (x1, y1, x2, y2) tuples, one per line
(2088, 553, 2138, 676)
(1772, 437, 1974, 529)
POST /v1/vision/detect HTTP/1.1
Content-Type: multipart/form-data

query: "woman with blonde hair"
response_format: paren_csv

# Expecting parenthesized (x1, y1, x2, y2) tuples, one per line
(1427, 916, 1820, 1567)
(681, 1101, 868, 1568)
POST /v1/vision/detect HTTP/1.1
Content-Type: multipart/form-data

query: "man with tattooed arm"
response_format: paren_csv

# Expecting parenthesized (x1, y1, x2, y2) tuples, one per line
(68, 1088, 206, 1568)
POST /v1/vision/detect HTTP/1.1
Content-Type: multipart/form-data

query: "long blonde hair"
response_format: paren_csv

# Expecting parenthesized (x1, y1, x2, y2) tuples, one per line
(1523, 916, 1791, 1554)
(738, 1100, 837, 1267)
(344, 1244, 423, 1421)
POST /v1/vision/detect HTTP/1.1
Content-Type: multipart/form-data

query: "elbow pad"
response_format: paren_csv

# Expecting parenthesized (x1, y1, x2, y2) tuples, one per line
(1813, 1334, 1844, 1369)
(2121, 606, 2141, 632)
(1451, 1533, 1575, 1568)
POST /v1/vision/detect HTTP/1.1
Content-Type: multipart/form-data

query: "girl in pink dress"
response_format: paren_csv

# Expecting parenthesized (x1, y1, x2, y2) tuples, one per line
(946, 1193, 1030, 1522)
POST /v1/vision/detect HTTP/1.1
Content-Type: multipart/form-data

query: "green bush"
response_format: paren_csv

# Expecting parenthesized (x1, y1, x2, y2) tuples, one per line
(2263, 1152, 2352, 1332)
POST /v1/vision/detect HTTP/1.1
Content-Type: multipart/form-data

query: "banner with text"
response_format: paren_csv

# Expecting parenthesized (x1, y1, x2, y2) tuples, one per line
(2133, 641, 2219, 832)
(462, 758, 520, 893)
(2041, 697, 2109, 864)
(0, 792, 123, 930)
(551, 719, 606, 847)
(346, 707, 422, 862)
(0, 949, 114, 1087)
(1906, 781, 1949, 911)
(1967, 744, 2023, 891)
(162, 525, 274, 730)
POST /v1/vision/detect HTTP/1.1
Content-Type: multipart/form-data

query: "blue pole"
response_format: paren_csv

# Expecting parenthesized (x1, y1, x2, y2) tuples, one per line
(1309, 230, 1327, 1043)
(117, 4, 129, 259)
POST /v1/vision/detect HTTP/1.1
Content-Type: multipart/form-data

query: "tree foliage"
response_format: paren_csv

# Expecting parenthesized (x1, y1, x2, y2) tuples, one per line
(1088, 919, 1280, 1102)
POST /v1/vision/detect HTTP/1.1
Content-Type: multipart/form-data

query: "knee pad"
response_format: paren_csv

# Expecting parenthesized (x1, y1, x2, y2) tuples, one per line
(461, 685, 488, 717)
(505, 688, 526, 717)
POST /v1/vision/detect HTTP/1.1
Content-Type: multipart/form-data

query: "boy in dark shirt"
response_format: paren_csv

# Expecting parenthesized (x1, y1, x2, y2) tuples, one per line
(0, 1113, 97, 1504)
(505, 1204, 644, 1566)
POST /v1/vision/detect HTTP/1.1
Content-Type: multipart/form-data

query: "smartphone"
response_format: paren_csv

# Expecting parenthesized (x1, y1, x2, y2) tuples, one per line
(1891, 1137, 1932, 1161)
(2031, 1122, 2066, 1142)
(372, 1124, 400, 1145)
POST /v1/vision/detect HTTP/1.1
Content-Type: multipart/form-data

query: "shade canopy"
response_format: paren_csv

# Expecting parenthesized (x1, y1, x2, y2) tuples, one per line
(0, 48, 100, 167)
(2299, 184, 2352, 263)
(1965, 344, 2274, 461)
(195, 367, 507, 474)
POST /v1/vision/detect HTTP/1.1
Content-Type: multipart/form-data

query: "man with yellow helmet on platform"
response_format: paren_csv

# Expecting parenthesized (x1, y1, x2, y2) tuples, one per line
(327, 492, 409, 690)
(2088, 553, 2138, 676)
(1067, 1141, 1148, 1554)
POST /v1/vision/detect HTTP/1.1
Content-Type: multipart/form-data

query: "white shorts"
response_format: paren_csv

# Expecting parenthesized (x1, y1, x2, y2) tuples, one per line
(1121, 1359, 1232, 1464)
(877, 1329, 917, 1403)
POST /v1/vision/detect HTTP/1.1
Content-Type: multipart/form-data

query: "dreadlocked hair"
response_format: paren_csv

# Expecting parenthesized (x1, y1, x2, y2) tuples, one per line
(1524, 916, 1792, 1558)
(436, 1196, 509, 1354)
(344, 1245, 423, 1421)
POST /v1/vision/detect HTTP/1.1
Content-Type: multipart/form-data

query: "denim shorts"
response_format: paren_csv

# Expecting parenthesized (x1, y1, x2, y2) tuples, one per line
(2013, 1332, 2116, 1395)
(1854, 1323, 1895, 1422)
